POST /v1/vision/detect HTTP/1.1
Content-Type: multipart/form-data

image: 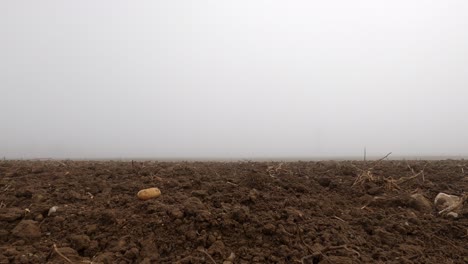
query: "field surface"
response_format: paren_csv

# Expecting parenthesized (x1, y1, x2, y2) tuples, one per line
(0, 160, 467, 263)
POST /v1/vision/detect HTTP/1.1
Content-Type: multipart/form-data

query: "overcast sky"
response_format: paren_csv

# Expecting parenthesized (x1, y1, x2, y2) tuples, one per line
(1, 1, 468, 160)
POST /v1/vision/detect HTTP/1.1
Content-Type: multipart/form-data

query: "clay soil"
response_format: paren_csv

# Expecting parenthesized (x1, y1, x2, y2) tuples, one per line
(0, 160, 467, 264)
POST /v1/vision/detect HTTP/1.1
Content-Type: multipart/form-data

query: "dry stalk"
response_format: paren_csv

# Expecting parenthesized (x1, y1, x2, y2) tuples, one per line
(383, 170, 425, 190)
(208, 167, 220, 177)
(353, 152, 392, 186)
(353, 170, 376, 186)
(396, 170, 424, 185)
(267, 163, 293, 177)
(383, 178, 401, 191)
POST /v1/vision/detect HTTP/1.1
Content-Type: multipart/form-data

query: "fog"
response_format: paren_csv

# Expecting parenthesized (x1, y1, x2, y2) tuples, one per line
(1, 1, 468, 160)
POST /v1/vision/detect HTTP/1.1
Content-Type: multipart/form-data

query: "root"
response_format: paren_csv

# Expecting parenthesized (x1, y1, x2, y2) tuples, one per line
(53, 244, 73, 264)
(301, 244, 361, 263)
(321, 245, 360, 257)
(198, 248, 217, 264)
(296, 225, 313, 254)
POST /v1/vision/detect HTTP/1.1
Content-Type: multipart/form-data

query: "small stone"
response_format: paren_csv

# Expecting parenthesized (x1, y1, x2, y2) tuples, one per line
(434, 193, 460, 211)
(248, 189, 259, 201)
(34, 214, 44, 221)
(225, 252, 235, 262)
(32, 194, 46, 203)
(447, 212, 459, 218)
(48, 206, 58, 216)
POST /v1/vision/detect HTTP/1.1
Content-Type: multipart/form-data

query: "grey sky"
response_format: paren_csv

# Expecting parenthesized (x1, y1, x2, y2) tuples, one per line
(1, 1, 468, 159)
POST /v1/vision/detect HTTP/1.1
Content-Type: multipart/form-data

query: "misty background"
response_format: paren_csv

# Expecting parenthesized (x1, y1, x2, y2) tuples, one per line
(1, 1, 468, 160)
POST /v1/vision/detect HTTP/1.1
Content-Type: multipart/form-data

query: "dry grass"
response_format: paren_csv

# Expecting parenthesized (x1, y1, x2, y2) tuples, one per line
(352, 152, 426, 191)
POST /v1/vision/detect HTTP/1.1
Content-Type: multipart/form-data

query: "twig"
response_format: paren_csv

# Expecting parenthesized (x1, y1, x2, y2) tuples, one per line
(198, 248, 217, 264)
(333, 216, 346, 223)
(226, 181, 238, 187)
(53, 244, 73, 264)
(369, 152, 392, 169)
(1, 184, 10, 193)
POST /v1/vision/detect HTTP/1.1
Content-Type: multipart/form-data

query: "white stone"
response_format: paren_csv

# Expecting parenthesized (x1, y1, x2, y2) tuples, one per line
(434, 193, 460, 211)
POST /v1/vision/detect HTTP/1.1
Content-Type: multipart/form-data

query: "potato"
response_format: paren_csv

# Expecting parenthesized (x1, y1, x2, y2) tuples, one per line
(137, 187, 161, 200)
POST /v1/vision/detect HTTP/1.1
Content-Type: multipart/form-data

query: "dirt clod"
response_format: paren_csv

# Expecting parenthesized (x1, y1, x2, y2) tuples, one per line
(11, 220, 41, 239)
(69, 234, 91, 251)
(409, 193, 433, 212)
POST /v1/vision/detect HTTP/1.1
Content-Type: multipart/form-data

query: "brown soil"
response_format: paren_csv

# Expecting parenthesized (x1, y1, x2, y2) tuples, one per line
(0, 160, 467, 264)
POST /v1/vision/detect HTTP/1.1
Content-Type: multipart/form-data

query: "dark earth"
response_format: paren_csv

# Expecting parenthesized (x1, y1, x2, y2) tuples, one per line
(0, 160, 467, 263)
